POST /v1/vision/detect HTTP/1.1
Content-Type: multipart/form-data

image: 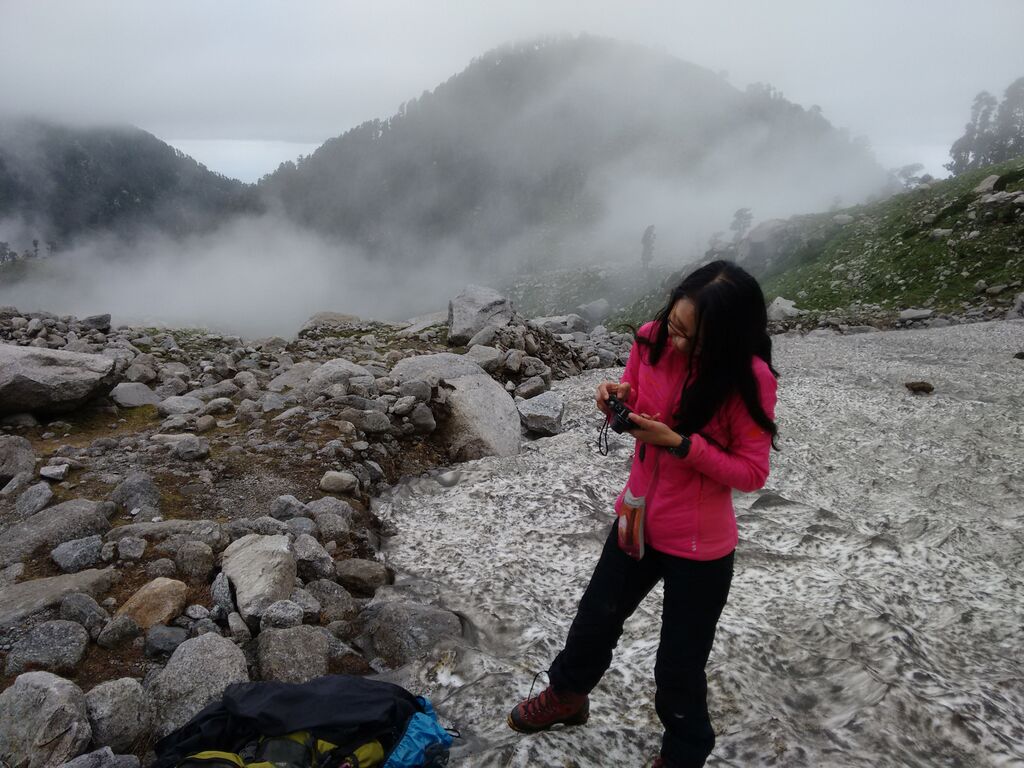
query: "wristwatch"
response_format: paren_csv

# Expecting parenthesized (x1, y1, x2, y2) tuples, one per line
(666, 433, 691, 459)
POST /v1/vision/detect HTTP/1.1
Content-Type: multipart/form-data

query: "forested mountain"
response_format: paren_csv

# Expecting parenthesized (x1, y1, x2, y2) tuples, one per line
(0, 119, 257, 249)
(260, 36, 888, 265)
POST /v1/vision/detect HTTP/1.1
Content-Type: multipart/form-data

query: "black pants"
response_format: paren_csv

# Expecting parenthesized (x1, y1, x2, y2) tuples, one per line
(548, 523, 734, 768)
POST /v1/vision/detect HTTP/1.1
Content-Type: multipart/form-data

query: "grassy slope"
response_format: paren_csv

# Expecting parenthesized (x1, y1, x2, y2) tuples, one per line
(760, 158, 1024, 313)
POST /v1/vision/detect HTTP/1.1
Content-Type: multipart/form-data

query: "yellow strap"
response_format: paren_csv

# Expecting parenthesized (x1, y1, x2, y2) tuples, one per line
(178, 752, 247, 768)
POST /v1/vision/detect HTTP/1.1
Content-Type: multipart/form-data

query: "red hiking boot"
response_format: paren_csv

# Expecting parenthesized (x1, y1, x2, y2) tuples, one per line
(507, 684, 589, 733)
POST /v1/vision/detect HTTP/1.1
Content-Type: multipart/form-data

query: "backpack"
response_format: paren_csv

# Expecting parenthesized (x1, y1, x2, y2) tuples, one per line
(154, 675, 453, 768)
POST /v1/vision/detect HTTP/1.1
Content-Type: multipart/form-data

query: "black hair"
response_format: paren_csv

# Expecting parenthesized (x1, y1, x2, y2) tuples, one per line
(631, 260, 779, 449)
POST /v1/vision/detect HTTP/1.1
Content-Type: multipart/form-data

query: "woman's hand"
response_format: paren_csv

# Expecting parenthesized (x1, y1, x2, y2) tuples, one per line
(596, 381, 631, 416)
(627, 411, 682, 448)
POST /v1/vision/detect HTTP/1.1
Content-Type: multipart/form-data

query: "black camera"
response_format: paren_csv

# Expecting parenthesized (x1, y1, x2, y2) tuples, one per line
(605, 394, 636, 434)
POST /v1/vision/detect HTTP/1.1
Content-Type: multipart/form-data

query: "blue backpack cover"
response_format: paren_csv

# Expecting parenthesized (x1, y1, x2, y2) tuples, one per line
(382, 697, 454, 768)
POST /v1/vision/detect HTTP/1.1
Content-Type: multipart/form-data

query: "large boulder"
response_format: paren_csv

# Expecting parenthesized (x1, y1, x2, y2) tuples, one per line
(267, 361, 320, 393)
(766, 296, 805, 322)
(149, 633, 249, 738)
(303, 358, 374, 401)
(0, 345, 119, 416)
(447, 285, 514, 346)
(4, 620, 89, 676)
(105, 520, 226, 553)
(360, 600, 463, 667)
(85, 678, 152, 754)
(444, 374, 521, 461)
(0, 569, 114, 628)
(0, 500, 112, 569)
(517, 391, 566, 436)
(257, 625, 330, 684)
(115, 578, 188, 629)
(529, 314, 589, 334)
(220, 534, 296, 625)
(0, 671, 92, 768)
(0, 435, 36, 485)
(389, 352, 483, 387)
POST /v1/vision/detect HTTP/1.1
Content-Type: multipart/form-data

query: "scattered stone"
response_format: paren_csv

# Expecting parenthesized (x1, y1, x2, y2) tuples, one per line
(447, 285, 514, 346)
(15, 481, 54, 518)
(0, 568, 113, 628)
(0, 435, 37, 485)
(514, 375, 547, 399)
(0, 499, 112, 569)
(175, 540, 215, 582)
(96, 615, 142, 650)
(149, 633, 249, 738)
(220, 534, 296, 625)
(973, 174, 1000, 194)
(145, 625, 189, 658)
(361, 600, 462, 667)
(319, 471, 359, 494)
(335, 558, 390, 597)
(5, 620, 89, 676)
(109, 382, 161, 408)
(60, 747, 140, 768)
(899, 308, 934, 321)
(767, 297, 805, 322)
(115, 577, 188, 629)
(905, 381, 935, 395)
(293, 534, 335, 582)
(270, 494, 309, 520)
(409, 403, 436, 433)
(171, 435, 210, 461)
(52, 535, 105, 573)
(517, 390, 566, 435)
(259, 600, 304, 631)
(40, 463, 70, 481)
(156, 395, 204, 417)
(442, 373, 521, 461)
(110, 471, 160, 512)
(257, 625, 330, 684)
(211, 572, 236, 615)
(227, 612, 251, 643)
(117, 537, 147, 561)
(60, 593, 110, 640)
(305, 580, 358, 622)
(0, 671, 92, 768)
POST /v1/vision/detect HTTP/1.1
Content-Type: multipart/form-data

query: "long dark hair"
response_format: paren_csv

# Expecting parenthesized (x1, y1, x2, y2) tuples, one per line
(633, 260, 779, 449)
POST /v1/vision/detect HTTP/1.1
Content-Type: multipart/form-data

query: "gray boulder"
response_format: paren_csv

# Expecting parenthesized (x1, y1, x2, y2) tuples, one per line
(447, 285, 514, 346)
(109, 382, 161, 408)
(529, 314, 588, 334)
(305, 580, 358, 622)
(0, 345, 118, 416)
(335, 558, 390, 596)
(85, 678, 152, 754)
(175, 540, 214, 582)
(0, 569, 113, 628)
(60, 593, 110, 640)
(444, 374, 521, 461)
(0, 671, 92, 768)
(514, 375, 547, 399)
(259, 600, 304, 631)
(110, 471, 160, 512)
(59, 748, 139, 768)
(220, 534, 296, 624)
(0, 435, 36, 485)
(899, 308, 934, 321)
(15, 481, 53, 519)
(319, 471, 358, 494)
(96, 616, 142, 650)
(517, 391, 566, 436)
(767, 296, 805, 322)
(5, 620, 89, 676)
(303, 358, 373, 401)
(145, 625, 189, 658)
(389, 352, 483, 387)
(269, 494, 309, 520)
(258, 625, 329, 684)
(156, 395, 204, 417)
(577, 298, 611, 325)
(149, 633, 249, 738)
(51, 536, 105, 573)
(294, 534, 335, 582)
(361, 600, 462, 667)
(463, 345, 502, 373)
(106, 520, 225, 553)
(1006, 292, 1024, 320)
(0, 499, 112, 569)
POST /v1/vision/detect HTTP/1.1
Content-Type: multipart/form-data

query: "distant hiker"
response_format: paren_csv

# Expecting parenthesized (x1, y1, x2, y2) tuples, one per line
(641, 224, 656, 269)
(508, 260, 780, 768)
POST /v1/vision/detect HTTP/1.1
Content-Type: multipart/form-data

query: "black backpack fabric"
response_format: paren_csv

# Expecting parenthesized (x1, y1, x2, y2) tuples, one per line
(154, 675, 423, 768)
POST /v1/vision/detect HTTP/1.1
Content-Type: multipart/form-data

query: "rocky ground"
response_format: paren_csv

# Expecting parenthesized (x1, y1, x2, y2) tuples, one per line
(0, 287, 632, 767)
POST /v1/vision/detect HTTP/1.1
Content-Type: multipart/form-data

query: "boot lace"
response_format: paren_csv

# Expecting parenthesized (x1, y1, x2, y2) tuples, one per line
(522, 671, 564, 719)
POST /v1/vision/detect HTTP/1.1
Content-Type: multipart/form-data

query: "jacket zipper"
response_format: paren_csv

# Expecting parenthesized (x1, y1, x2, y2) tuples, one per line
(693, 475, 703, 554)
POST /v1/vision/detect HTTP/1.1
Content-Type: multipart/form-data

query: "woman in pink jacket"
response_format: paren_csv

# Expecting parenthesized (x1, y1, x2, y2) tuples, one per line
(508, 260, 779, 768)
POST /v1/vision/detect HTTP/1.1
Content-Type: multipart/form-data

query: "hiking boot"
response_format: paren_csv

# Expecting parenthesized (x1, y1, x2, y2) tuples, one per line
(507, 684, 589, 733)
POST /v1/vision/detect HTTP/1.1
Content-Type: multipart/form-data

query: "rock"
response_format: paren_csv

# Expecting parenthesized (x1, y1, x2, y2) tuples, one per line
(149, 633, 249, 738)
(109, 382, 161, 408)
(899, 308, 934, 321)
(0, 569, 113, 628)
(60, 593, 110, 640)
(443, 373, 521, 461)
(96, 615, 142, 650)
(51, 536, 104, 573)
(40, 464, 70, 481)
(156, 395, 204, 417)
(266, 360, 318, 393)
(514, 375, 547, 399)
(529, 314, 588, 334)
(466, 325, 499, 347)
(116, 537, 147, 561)
(15, 481, 53, 519)
(167, 435, 208, 461)
(319, 471, 359, 494)
(767, 296, 805, 322)
(303, 358, 374, 401)
(0, 435, 36, 485)
(175, 540, 214, 582)
(145, 625, 189, 658)
(257, 625, 329, 684)
(269, 494, 309, 520)
(832, 213, 854, 225)
(577, 298, 611, 326)
(335, 558, 390, 597)
(1006, 292, 1024, 320)
(409, 403, 436, 434)
(293, 534, 335, 582)
(463, 345, 503, 373)
(974, 174, 1000, 193)
(259, 600, 304, 631)
(220, 534, 296, 625)
(1, 470, 34, 498)
(391, 395, 418, 416)
(337, 408, 391, 434)
(361, 600, 462, 667)
(447, 285, 514, 346)
(5, 620, 89, 676)
(106, 520, 225, 553)
(60, 747, 140, 768)
(398, 379, 431, 402)
(289, 588, 322, 624)
(0, 499, 111, 569)
(517, 391, 566, 435)
(211, 572, 236, 615)
(305, 580, 358, 622)
(905, 381, 935, 395)
(110, 471, 160, 512)
(0, 345, 118, 416)
(115, 577, 188, 629)
(389, 352, 484, 387)
(929, 228, 953, 240)
(0, 671, 92, 768)
(227, 612, 251, 643)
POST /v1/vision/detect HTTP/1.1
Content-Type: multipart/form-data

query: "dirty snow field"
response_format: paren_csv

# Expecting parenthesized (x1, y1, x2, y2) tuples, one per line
(376, 320, 1024, 768)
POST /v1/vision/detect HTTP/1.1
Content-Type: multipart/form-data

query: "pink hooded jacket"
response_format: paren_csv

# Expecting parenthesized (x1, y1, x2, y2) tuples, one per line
(613, 320, 778, 560)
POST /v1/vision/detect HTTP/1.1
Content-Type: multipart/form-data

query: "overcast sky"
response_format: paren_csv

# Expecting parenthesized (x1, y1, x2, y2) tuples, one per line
(2, 0, 1022, 182)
